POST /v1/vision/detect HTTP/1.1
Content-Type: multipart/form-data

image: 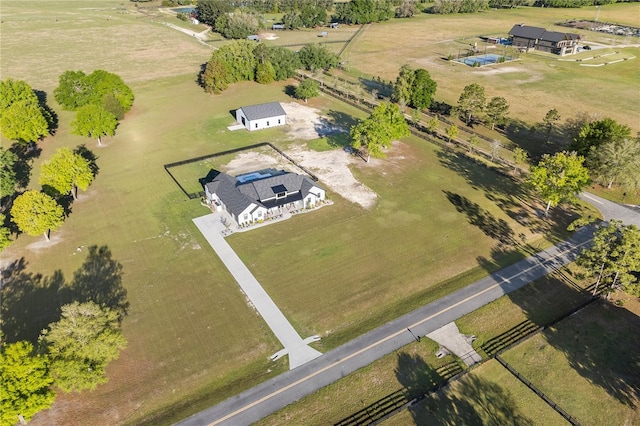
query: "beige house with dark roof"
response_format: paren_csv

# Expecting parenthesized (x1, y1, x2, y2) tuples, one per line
(509, 24, 580, 56)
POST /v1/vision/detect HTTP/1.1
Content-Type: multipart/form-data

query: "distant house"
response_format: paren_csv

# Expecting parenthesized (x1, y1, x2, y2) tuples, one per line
(508, 24, 580, 56)
(204, 170, 326, 226)
(235, 102, 287, 131)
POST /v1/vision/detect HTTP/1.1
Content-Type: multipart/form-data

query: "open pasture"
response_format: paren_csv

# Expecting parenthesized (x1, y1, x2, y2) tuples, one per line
(345, 4, 640, 132)
(0, 2, 606, 425)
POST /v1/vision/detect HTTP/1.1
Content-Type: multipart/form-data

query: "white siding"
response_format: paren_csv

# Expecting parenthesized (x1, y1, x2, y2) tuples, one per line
(236, 108, 286, 131)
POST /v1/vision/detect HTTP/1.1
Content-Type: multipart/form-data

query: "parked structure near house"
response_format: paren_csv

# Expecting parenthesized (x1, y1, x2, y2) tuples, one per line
(247, 35, 260, 41)
(508, 24, 580, 56)
(272, 24, 285, 30)
(235, 102, 287, 131)
(329, 22, 339, 29)
(204, 169, 326, 226)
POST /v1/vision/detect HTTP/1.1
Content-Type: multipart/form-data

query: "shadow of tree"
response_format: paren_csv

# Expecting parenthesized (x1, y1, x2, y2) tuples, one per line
(358, 76, 392, 98)
(8, 142, 41, 190)
(313, 109, 356, 148)
(33, 89, 58, 135)
(69, 245, 129, 320)
(541, 302, 640, 409)
(443, 191, 516, 249)
(41, 184, 74, 218)
(395, 352, 443, 399)
(0, 258, 71, 343)
(73, 144, 99, 177)
(284, 84, 296, 98)
(395, 352, 534, 425)
(0, 246, 128, 344)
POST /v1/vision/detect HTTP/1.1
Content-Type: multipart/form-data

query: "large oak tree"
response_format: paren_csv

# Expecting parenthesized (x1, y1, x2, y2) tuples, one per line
(0, 341, 55, 426)
(11, 190, 65, 241)
(39, 147, 95, 199)
(39, 301, 127, 393)
(526, 151, 590, 216)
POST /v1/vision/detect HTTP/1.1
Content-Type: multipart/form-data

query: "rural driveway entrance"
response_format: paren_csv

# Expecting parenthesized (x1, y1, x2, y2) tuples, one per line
(193, 214, 321, 370)
(178, 225, 596, 426)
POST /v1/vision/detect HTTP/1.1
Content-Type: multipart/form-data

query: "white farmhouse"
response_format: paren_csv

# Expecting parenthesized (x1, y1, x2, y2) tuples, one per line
(204, 169, 325, 226)
(235, 102, 287, 132)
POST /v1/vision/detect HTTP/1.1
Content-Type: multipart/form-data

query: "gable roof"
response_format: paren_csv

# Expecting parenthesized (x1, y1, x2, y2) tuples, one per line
(205, 173, 256, 217)
(509, 24, 546, 39)
(508, 24, 580, 43)
(239, 102, 286, 121)
(206, 171, 323, 217)
(540, 30, 580, 42)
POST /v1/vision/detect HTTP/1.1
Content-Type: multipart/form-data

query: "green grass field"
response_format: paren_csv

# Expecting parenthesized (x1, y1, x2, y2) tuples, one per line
(384, 359, 566, 425)
(500, 301, 640, 425)
(0, 1, 628, 425)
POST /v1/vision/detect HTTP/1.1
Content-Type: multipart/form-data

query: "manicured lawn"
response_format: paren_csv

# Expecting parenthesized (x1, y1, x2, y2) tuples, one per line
(501, 301, 640, 426)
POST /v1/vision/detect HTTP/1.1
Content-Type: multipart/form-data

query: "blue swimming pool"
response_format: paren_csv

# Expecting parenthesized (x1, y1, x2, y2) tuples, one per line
(236, 170, 273, 183)
(173, 7, 196, 14)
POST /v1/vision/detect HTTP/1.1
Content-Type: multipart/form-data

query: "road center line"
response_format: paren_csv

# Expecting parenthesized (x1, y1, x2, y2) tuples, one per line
(207, 237, 591, 426)
(582, 193, 604, 204)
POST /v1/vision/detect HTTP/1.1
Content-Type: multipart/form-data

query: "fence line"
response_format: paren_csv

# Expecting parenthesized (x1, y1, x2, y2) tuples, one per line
(164, 142, 318, 199)
(297, 72, 519, 174)
(495, 355, 581, 425)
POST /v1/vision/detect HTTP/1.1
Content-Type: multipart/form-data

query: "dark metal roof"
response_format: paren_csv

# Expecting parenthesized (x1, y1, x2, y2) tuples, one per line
(509, 24, 546, 39)
(509, 24, 580, 43)
(541, 31, 580, 42)
(206, 171, 324, 217)
(239, 102, 286, 121)
(205, 174, 255, 217)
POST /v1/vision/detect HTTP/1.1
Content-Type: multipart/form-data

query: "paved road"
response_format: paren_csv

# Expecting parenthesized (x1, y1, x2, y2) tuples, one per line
(580, 191, 640, 227)
(178, 193, 638, 425)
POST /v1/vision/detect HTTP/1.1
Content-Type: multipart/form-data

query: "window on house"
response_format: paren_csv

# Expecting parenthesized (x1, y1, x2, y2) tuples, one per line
(267, 121, 270, 126)
(278, 119, 281, 124)
(255, 123, 258, 128)
(244, 214, 248, 220)
(258, 211, 262, 217)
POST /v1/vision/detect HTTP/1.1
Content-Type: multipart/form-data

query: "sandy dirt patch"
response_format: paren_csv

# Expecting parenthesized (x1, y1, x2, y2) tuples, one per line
(221, 100, 379, 209)
(259, 32, 279, 40)
(281, 102, 346, 141)
(288, 144, 378, 209)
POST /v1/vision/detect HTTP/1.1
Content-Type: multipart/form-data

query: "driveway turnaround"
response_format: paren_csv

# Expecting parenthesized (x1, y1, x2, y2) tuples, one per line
(193, 214, 322, 370)
(178, 225, 595, 426)
(426, 322, 482, 366)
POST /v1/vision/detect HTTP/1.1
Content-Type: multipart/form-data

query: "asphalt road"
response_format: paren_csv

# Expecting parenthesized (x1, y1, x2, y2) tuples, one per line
(177, 192, 638, 426)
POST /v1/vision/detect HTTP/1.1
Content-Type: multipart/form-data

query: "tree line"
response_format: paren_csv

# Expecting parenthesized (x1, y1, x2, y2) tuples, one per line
(0, 71, 134, 252)
(199, 40, 338, 94)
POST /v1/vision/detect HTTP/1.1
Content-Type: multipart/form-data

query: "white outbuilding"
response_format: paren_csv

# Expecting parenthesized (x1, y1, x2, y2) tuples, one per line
(235, 102, 287, 132)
